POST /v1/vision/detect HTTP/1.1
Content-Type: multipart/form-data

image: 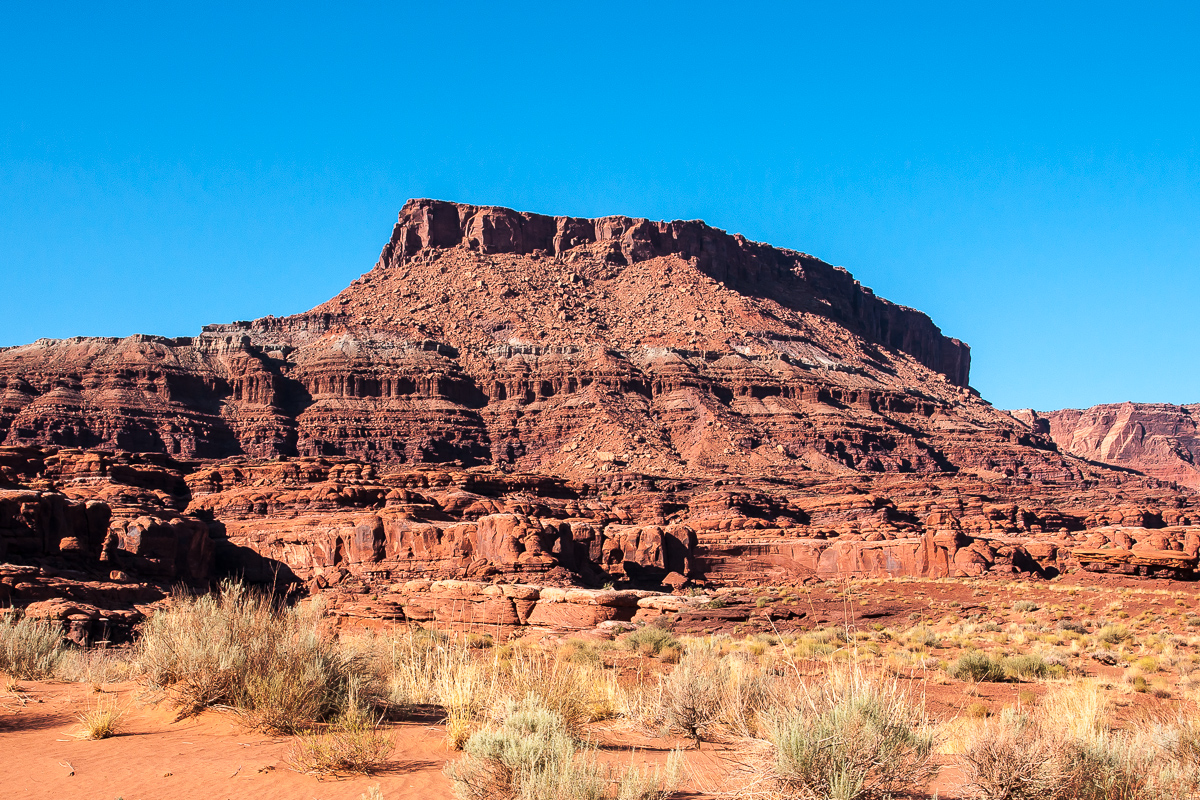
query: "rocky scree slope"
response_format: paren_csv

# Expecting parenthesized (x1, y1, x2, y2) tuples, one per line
(0, 200, 1197, 632)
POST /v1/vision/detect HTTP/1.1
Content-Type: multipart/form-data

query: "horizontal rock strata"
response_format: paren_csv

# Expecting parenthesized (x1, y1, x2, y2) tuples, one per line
(0, 200, 1196, 630)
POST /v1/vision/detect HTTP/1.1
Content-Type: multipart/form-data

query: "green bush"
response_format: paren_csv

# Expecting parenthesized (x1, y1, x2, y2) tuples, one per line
(949, 651, 1006, 683)
(623, 626, 679, 657)
(445, 696, 679, 800)
(0, 612, 67, 679)
(1002, 654, 1050, 682)
(767, 665, 937, 799)
(1096, 624, 1131, 645)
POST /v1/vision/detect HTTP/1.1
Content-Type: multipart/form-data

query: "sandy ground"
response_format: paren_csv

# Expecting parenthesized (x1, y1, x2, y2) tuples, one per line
(0, 682, 728, 800)
(4, 572, 1197, 799)
(0, 681, 452, 800)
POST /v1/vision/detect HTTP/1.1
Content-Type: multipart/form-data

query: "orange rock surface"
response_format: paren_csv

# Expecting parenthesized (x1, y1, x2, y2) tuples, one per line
(0, 200, 1196, 628)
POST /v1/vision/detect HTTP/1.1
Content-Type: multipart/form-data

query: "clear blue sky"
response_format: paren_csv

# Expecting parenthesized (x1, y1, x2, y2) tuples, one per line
(2, 2, 1197, 411)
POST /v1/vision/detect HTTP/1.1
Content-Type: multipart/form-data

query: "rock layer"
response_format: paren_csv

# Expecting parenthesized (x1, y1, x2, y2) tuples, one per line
(1015, 404, 1200, 490)
(0, 200, 1196, 629)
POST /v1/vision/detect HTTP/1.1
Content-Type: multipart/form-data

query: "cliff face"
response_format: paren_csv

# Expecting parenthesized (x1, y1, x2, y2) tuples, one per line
(1015, 403, 1200, 490)
(1, 200, 1197, 630)
(0, 199, 986, 477)
(378, 199, 971, 387)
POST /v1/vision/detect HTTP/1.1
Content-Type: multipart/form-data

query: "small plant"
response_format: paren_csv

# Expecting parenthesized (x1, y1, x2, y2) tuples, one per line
(905, 625, 940, 650)
(1096, 624, 1131, 645)
(75, 699, 125, 739)
(287, 708, 394, 775)
(1013, 600, 1039, 613)
(1002, 654, 1050, 682)
(447, 695, 679, 800)
(1132, 656, 1159, 673)
(966, 702, 991, 719)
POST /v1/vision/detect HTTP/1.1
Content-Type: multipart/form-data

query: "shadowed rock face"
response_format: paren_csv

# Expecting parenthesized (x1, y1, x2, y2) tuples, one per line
(0, 200, 1196, 631)
(1015, 404, 1200, 490)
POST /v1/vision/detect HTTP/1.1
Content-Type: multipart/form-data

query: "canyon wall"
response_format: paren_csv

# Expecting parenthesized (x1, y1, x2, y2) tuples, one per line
(0, 200, 1196, 632)
(1015, 403, 1200, 490)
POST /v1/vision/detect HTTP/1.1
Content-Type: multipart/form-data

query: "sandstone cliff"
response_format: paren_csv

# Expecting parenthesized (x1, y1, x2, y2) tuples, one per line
(1, 200, 1197, 632)
(1014, 403, 1200, 490)
(1, 199, 986, 478)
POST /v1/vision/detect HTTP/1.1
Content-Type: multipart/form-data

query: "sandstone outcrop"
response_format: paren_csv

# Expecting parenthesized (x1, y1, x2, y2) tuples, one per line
(1015, 404, 1200, 490)
(0, 200, 1197, 632)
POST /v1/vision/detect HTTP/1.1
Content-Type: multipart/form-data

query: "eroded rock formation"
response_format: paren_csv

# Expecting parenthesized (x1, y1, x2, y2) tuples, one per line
(0, 200, 1197, 632)
(1015, 404, 1200, 490)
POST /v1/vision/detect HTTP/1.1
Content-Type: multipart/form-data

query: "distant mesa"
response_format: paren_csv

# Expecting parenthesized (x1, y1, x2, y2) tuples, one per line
(0, 200, 1196, 635)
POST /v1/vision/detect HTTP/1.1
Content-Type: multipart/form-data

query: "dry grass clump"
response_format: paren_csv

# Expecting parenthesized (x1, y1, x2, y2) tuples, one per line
(962, 681, 1194, 800)
(0, 612, 67, 679)
(949, 651, 1007, 683)
(367, 627, 620, 748)
(625, 641, 779, 746)
(948, 651, 1053, 683)
(74, 697, 126, 739)
(56, 647, 130, 689)
(135, 580, 373, 732)
(286, 707, 394, 776)
(765, 663, 938, 800)
(445, 695, 680, 800)
(962, 709, 1059, 800)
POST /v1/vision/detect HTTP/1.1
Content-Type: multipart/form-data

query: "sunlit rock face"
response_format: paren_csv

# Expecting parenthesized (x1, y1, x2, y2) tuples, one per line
(0, 201, 1196, 630)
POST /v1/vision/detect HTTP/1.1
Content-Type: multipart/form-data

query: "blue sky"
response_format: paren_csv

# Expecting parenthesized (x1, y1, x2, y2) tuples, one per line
(2, 2, 1197, 410)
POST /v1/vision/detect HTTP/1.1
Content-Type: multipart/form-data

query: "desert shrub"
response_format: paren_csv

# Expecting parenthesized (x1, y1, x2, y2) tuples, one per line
(1001, 654, 1049, 682)
(658, 649, 726, 746)
(1133, 656, 1159, 673)
(56, 647, 130, 687)
(717, 655, 777, 738)
(135, 580, 372, 732)
(624, 626, 679, 657)
(444, 696, 600, 800)
(966, 702, 991, 719)
(75, 698, 125, 739)
(766, 664, 937, 800)
(962, 681, 1189, 800)
(0, 612, 67, 679)
(1096, 624, 1132, 645)
(905, 625, 940, 650)
(1013, 600, 1039, 614)
(558, 638, 603, 666)
(962, 709, 1059, 800)
(447, 695, 680, 800)
(503, 645, 620, 732)
(794, 639, 837, 660)
(371, 628, 618, 746)
(949, 651, 1006, 683)
(1056, 733, 1157, 800)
